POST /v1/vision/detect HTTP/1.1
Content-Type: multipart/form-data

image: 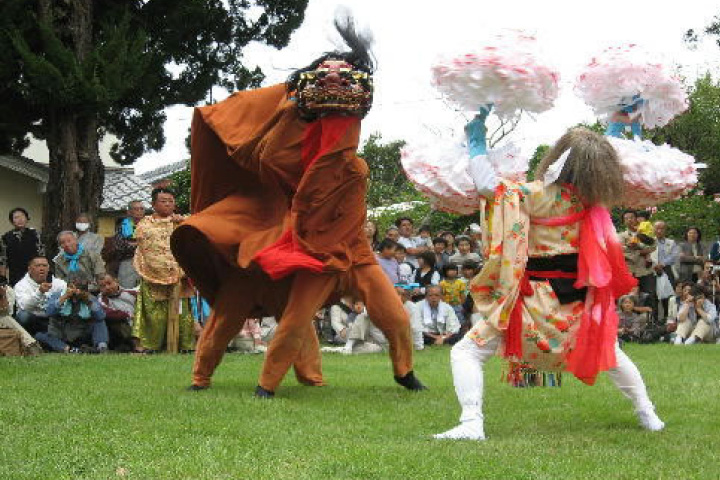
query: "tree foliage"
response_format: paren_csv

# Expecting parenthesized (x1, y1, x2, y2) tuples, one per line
(652, 194, 720, 240)
(359, 134, 417, 209)
(0, 0, 308, 163)
(0, 0, 307, 254)
(648, 73, 720, 193)
(169, 161, 192, 215)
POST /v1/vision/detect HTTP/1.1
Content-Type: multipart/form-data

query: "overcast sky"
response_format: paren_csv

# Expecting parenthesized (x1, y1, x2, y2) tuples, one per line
(26, 0, 720, 173)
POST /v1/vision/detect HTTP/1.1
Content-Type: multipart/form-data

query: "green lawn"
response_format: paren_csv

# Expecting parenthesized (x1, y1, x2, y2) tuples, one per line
(1, 344, 718, 479)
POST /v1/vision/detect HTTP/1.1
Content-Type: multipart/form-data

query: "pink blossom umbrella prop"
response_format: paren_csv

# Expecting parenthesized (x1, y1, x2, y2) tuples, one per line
(401, 140, 526, 215)
(606, 137, 703, 209)
(402, 31, 555, 213)
(575, 44, 688, 128)
(431, 31, 560, 120)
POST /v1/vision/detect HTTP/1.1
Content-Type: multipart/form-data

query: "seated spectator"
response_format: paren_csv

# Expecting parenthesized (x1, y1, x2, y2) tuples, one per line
(394, 245, 415, 285)
(229, 319, 267, 353)
(97, 273, 136, 351)
(440, 264, 466, 323)
(37, 280, 109, 353)
(617, 295, 649, 343)
(259, 317, 277, 345)
(395, 286, 423, 351)
(329, 296, 361, 344)
(449, 235, 482, 268)
(414, 285, 461, 345)
(696, 261, 720, 305)
(75, 212, 105, 257)
(14, 256, 66, 335)
(674, 286, 719, 345)
(53, 230, 105, 293)
(411, 251, 441, 301)
(375, 239, 399, 284)
(663, 281, 685, 342)
(343, 302, 388, 354)
(0, 279, 42, 355)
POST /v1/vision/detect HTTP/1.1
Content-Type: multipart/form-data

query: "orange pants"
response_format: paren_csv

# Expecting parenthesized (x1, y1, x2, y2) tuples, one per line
(192, 264, 414, 392)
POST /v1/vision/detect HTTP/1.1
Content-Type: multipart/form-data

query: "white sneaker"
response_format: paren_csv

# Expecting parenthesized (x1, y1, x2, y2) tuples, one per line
(684, 336, 697, 345)
(673, 336, 683, 345)
(636, 409, 665, 432)
(433, 420, 486, 440)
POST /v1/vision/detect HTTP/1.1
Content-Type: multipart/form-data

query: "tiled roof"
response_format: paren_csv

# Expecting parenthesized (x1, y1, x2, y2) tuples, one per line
(0, 155, 49, 183)
(101, 168, 152, 212)
(1, 155, 151, 213)
(138, 159, 188, 184)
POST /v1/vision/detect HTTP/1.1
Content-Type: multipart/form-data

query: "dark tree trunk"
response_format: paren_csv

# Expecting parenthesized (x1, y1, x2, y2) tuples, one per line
(42, 112, 104, 259)
(38, 0, 104, 259)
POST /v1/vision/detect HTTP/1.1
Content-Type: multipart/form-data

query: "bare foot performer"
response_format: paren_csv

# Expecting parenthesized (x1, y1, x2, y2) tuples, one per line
(171, 16, 424, 398)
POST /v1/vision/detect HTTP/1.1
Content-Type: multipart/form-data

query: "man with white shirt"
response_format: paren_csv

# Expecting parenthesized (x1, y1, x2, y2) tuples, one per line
(413, 285, 461, 345)
(14, 256, 67, 335)
(395, 217, 427, 268)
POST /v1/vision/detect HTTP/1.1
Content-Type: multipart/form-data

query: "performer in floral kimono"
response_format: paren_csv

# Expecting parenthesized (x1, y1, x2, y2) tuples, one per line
(407, 109, 665, 440)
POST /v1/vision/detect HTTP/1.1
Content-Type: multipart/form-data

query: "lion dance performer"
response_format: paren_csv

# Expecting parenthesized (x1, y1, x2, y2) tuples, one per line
(402, 35, 668, 440)
(171, 17, 425, 398)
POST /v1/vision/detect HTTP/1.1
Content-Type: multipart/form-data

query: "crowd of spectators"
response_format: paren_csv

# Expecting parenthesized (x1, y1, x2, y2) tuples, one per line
(617, 211, 720, 345)
(319, 216, 484, 355)
(2, 202, 718, 357)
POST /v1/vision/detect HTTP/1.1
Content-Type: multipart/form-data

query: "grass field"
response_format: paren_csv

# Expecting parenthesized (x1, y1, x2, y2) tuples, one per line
(1, 344, 719, 479)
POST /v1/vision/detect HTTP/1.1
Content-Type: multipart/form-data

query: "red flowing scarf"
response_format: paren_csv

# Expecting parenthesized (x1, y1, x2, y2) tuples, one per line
(253, 116, 357, 280)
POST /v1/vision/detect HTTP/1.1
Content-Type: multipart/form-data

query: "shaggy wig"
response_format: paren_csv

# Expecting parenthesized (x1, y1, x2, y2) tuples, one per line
(536, 128, 624, 207)
(286, 15, 374, 92)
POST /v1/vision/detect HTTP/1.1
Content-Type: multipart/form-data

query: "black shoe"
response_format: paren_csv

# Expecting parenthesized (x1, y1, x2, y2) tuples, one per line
(254, 385, 275, 399)
(394, 370, 427, 391)
(187, 384, 209, 392)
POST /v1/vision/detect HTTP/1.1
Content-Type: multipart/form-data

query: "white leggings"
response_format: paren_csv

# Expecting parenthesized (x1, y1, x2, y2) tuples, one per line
(451, 336, 655, 423)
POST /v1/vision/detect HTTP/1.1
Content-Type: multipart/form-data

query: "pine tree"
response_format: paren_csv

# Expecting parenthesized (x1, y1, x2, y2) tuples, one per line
(0, 0, 308, 251)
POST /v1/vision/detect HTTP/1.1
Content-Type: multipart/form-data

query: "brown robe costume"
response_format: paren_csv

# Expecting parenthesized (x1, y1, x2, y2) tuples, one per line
(171, 83, 415, 392)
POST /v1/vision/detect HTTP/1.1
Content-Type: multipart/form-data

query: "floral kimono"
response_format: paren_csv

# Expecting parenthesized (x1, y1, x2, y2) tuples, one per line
(468, 180, 635, 385)
(132, 216, 194, 351)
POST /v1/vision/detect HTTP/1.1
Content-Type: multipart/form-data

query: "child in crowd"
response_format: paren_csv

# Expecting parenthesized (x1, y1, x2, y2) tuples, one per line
(432, 237, 450, 274)
(449, 235, 482, 267)
(636, 211, 655, 238)
(396, 286, 424, 350)
(412, 251, 441, 301)
(375, 239, 399, 284)
(440, 264, 467, 323)
(418, 225, 434, 249)
(395, 244, 415, 285)
(441, 231, 458, 256)
(617, 295, 649, 343)
(460, 260, 479, 289)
